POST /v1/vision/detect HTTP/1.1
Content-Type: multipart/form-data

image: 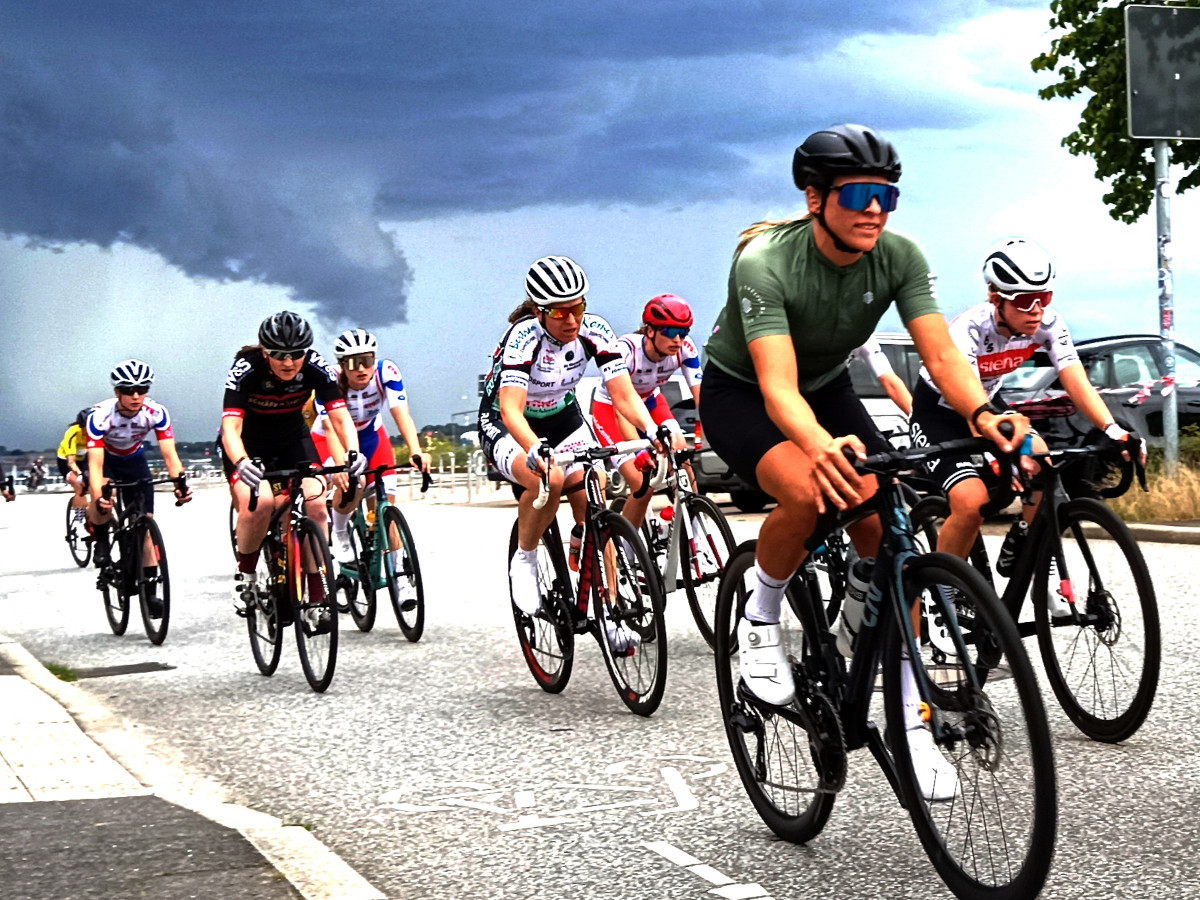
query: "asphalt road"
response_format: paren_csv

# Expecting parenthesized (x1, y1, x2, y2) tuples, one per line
(2, 487, 1199, 899)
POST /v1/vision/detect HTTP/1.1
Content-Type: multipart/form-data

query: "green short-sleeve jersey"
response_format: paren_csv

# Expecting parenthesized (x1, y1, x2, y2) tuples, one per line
(704, 219, 940, 391)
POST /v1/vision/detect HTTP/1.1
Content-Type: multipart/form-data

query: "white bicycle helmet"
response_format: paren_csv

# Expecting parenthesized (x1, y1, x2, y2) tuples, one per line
(333, 328, 378, 357)
(982, 238, 1055, 293)
(109, 359, 155, 389)
(525, 256, 589, 304)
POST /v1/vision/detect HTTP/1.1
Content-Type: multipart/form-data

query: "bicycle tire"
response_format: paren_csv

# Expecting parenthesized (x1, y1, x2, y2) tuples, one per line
(228, 499, 239, 561)
(247, 535, 284, 676)
(66, 498, 91, 567)
(713, 545, 837, 843)
(101, 529, 131, 636)
(293, 518, 338, 692)
(382, 506, 425, 641)
(508, 519, 574, 693)
(884, 552, 1056, 900)
(134, 517, 171, 645)
(1032, 497, 1160, 742)
(345, 515, 377, 632)
(680, 494, 737, 650)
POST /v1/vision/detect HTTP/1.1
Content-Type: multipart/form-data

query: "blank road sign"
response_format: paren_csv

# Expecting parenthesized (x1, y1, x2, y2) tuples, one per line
(1126, 4, 1200, 139)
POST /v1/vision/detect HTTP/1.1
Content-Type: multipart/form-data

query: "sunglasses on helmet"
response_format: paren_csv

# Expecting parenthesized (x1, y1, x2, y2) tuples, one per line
(116, 386, 149, 396)
(267, 348, 308, 361)
(658, 326, 690, 339)
(835, 182, 900, 213)
(538, 300, 587, 320)
(342, 352, 376, 371)
(996, 289, 1053, 312)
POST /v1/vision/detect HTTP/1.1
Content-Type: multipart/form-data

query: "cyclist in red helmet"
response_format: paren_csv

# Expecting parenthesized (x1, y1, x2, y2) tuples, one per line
(591, 294, 702, 529)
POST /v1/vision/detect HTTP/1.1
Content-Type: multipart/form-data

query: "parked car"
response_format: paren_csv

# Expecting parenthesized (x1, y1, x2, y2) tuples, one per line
(1002, 334, 1200, 446)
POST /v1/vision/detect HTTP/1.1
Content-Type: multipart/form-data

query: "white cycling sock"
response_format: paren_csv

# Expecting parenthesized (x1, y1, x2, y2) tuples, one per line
(512, 546, 538, 569)
(744, 564, 791, 624)
(332, 509, 351, 539)
(900, 652, 923, 731)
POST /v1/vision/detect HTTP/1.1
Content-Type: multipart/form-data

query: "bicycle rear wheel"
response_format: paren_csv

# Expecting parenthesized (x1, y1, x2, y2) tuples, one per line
(591, 512, 667, 716)
(101, 530, 131, 636)
(294, 518, 339, 692)
(247, 536, 284, 676)
(345, 515, 377, 632)
(382, 506, 424, 641)
(1033, 498, 1159, 742)
(884, 552, 1056, 900)
(679, 494, 736, 650)
(509, 519, 575, 693)
(66, 498, 91, 567)
(713, 545, 837, 843)
(134, 517, 170, 645)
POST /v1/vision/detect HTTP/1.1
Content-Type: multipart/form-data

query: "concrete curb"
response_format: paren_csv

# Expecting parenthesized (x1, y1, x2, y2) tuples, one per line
(0, 634, 384, 900)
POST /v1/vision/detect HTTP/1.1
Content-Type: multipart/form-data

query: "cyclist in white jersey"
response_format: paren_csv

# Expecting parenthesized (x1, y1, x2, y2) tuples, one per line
(479, 256, 663, 642)
(910, 237, 1143, 564)
(592, 294, 703, 528)
(313, 328, 428, 562)
(86, 360, 191, 586)
(850, 338, 912, 415)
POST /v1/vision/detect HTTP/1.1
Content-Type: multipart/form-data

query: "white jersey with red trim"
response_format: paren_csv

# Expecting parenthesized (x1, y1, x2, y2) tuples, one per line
(593, 333, 703, 405)
(849, 338, 894, 378)
(85, 397, 174, 456)
(312, 359, 407, 436)
(918, 303, 1080, 406)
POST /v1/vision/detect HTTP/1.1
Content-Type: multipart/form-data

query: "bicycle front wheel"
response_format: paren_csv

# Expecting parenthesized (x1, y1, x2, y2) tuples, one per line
(382, 506, 424, 641)
(294, 518, 339, 693)
(884, 552, 1056, 900)
(345, 515, 377, 632)
(713, 545, 837, 844)
(134, 517, 170, 645)
(66, 498, 91, 567)
(247, 536, 284, 676)
(508, 519, 574, 693)
(592, 512, 667, 716)
(679, 494, 736, 650)
(101, 531, 131, 636)
(1033, 497, 1160, 742)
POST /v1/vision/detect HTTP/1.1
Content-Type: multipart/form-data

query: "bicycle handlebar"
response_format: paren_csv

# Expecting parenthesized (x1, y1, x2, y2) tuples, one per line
(247, 461, 355, 513)
(531, 439, 651, 510)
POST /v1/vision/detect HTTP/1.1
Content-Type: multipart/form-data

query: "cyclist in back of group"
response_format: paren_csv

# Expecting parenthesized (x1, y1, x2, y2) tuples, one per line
(909, 237, 1145, 576)
(312, 328, 429, 564)
(590, 294, 702, 530)
(57, 407, 95, 523)
(699, 124, 1027, 799)
(479, 256, 666, 650)
(220, 311, 366, 612)
(86, 360, 192, 614)
(851, 337, 912, 416)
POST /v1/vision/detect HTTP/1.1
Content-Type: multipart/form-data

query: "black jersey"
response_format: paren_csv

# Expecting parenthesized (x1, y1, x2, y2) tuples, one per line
(223, 349, 345, 447)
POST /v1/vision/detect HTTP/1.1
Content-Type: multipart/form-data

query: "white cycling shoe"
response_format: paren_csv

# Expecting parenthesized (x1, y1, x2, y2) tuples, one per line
(606, 621, 641, 655)
(906, 727, 961, 802)
(509, 554, 542, 616)
(737, 618, 796, 706)
(332, 530, 355, 565)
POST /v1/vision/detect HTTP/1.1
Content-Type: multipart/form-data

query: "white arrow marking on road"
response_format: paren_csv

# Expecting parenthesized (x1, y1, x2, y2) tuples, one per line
(644, 841, 773, 900)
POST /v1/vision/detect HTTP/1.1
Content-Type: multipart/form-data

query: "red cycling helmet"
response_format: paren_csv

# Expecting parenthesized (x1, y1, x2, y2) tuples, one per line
(642, 294, 694, 329)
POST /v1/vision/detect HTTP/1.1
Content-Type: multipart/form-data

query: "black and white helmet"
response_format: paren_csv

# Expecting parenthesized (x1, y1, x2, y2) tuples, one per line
(109, 359, 154, 389)
(982, 238, 1055, 293)
(525, 256, 589, 304)
(333, 328, 378, 358)
(258, 310, 313, 351)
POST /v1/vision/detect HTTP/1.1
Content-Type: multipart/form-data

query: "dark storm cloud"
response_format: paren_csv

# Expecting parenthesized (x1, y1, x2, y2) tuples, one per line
(0, 1, 1036, 323)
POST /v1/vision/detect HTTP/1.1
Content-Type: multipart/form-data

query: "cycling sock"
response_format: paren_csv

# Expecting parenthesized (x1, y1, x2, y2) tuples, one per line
(744, 564, 791, 624)
(306, 572, 326, 603)
(900, 653, 923, 730)
(143, 567, 157, 597)
(94, 524, 111, 555)
(332, 508, 351, 538)
(237, 550, 260, 575)
(513, 546, 538, 567)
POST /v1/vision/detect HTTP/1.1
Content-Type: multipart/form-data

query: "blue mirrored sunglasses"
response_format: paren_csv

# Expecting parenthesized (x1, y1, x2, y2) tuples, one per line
(660, 326, 690, 339)
(836, 182, 900, 212)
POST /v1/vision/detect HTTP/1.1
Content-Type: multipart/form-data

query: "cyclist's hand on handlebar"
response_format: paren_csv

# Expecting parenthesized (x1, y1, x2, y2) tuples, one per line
(410, 452, 430, 473)
(332, 471, 351, 493)
(654, 423, 675, 455)
(1104, 422, 1148, 466)
(173, 476, 193, 506)
(345, 449, 367, 478)
(811, 434, 868, 513)
(977, 411, 1027, 454)
(235, 457, 264, 490)
(524, 440, 548, 476)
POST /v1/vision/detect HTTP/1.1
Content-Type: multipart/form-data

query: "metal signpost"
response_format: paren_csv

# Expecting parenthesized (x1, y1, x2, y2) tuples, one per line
(1126, 2, 1200, 472)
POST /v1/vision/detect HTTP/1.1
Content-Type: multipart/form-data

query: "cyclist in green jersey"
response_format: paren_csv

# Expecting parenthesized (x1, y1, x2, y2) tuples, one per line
(700, 124, 1028, 800)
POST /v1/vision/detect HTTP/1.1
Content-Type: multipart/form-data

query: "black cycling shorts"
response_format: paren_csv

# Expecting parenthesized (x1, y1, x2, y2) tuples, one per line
(699, 364, 890, 490)
(216, 431, 320, 483)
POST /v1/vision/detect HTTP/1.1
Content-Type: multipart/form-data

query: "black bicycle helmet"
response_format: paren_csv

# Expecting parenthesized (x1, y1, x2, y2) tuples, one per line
(258, 310, 313, 351)
(792, 124, 901, 191)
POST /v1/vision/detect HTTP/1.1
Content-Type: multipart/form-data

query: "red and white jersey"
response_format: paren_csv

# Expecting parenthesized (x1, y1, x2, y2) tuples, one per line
(312, 359, 408, 436)
(85, 397, 174, 456)
(593, 333, 702, 405)
(919, 303, 1080, 405)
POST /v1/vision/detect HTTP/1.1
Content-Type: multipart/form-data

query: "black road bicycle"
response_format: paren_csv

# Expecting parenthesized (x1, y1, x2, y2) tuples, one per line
(714, 428, 1056, 900)
(66, 495, 92, 567)
(509, 439, 668, 716)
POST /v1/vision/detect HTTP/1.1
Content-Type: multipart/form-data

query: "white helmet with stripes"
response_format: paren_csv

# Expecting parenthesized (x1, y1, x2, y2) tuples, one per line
(525, 256, 589, 304)
(333, 328, 378, 358)
(109, 359, 154, 389)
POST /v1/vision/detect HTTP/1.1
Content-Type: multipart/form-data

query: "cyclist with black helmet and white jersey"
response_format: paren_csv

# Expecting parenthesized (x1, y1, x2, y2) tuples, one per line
(909, 237, 1145, 573)
(221, 310, 366, 610)
(479, 256, 665, 651)
(86, 360, 191, 593)
(700, 124, 1027, 800)
(591, 293, 703, 529)
(313, 328, 428, 563)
